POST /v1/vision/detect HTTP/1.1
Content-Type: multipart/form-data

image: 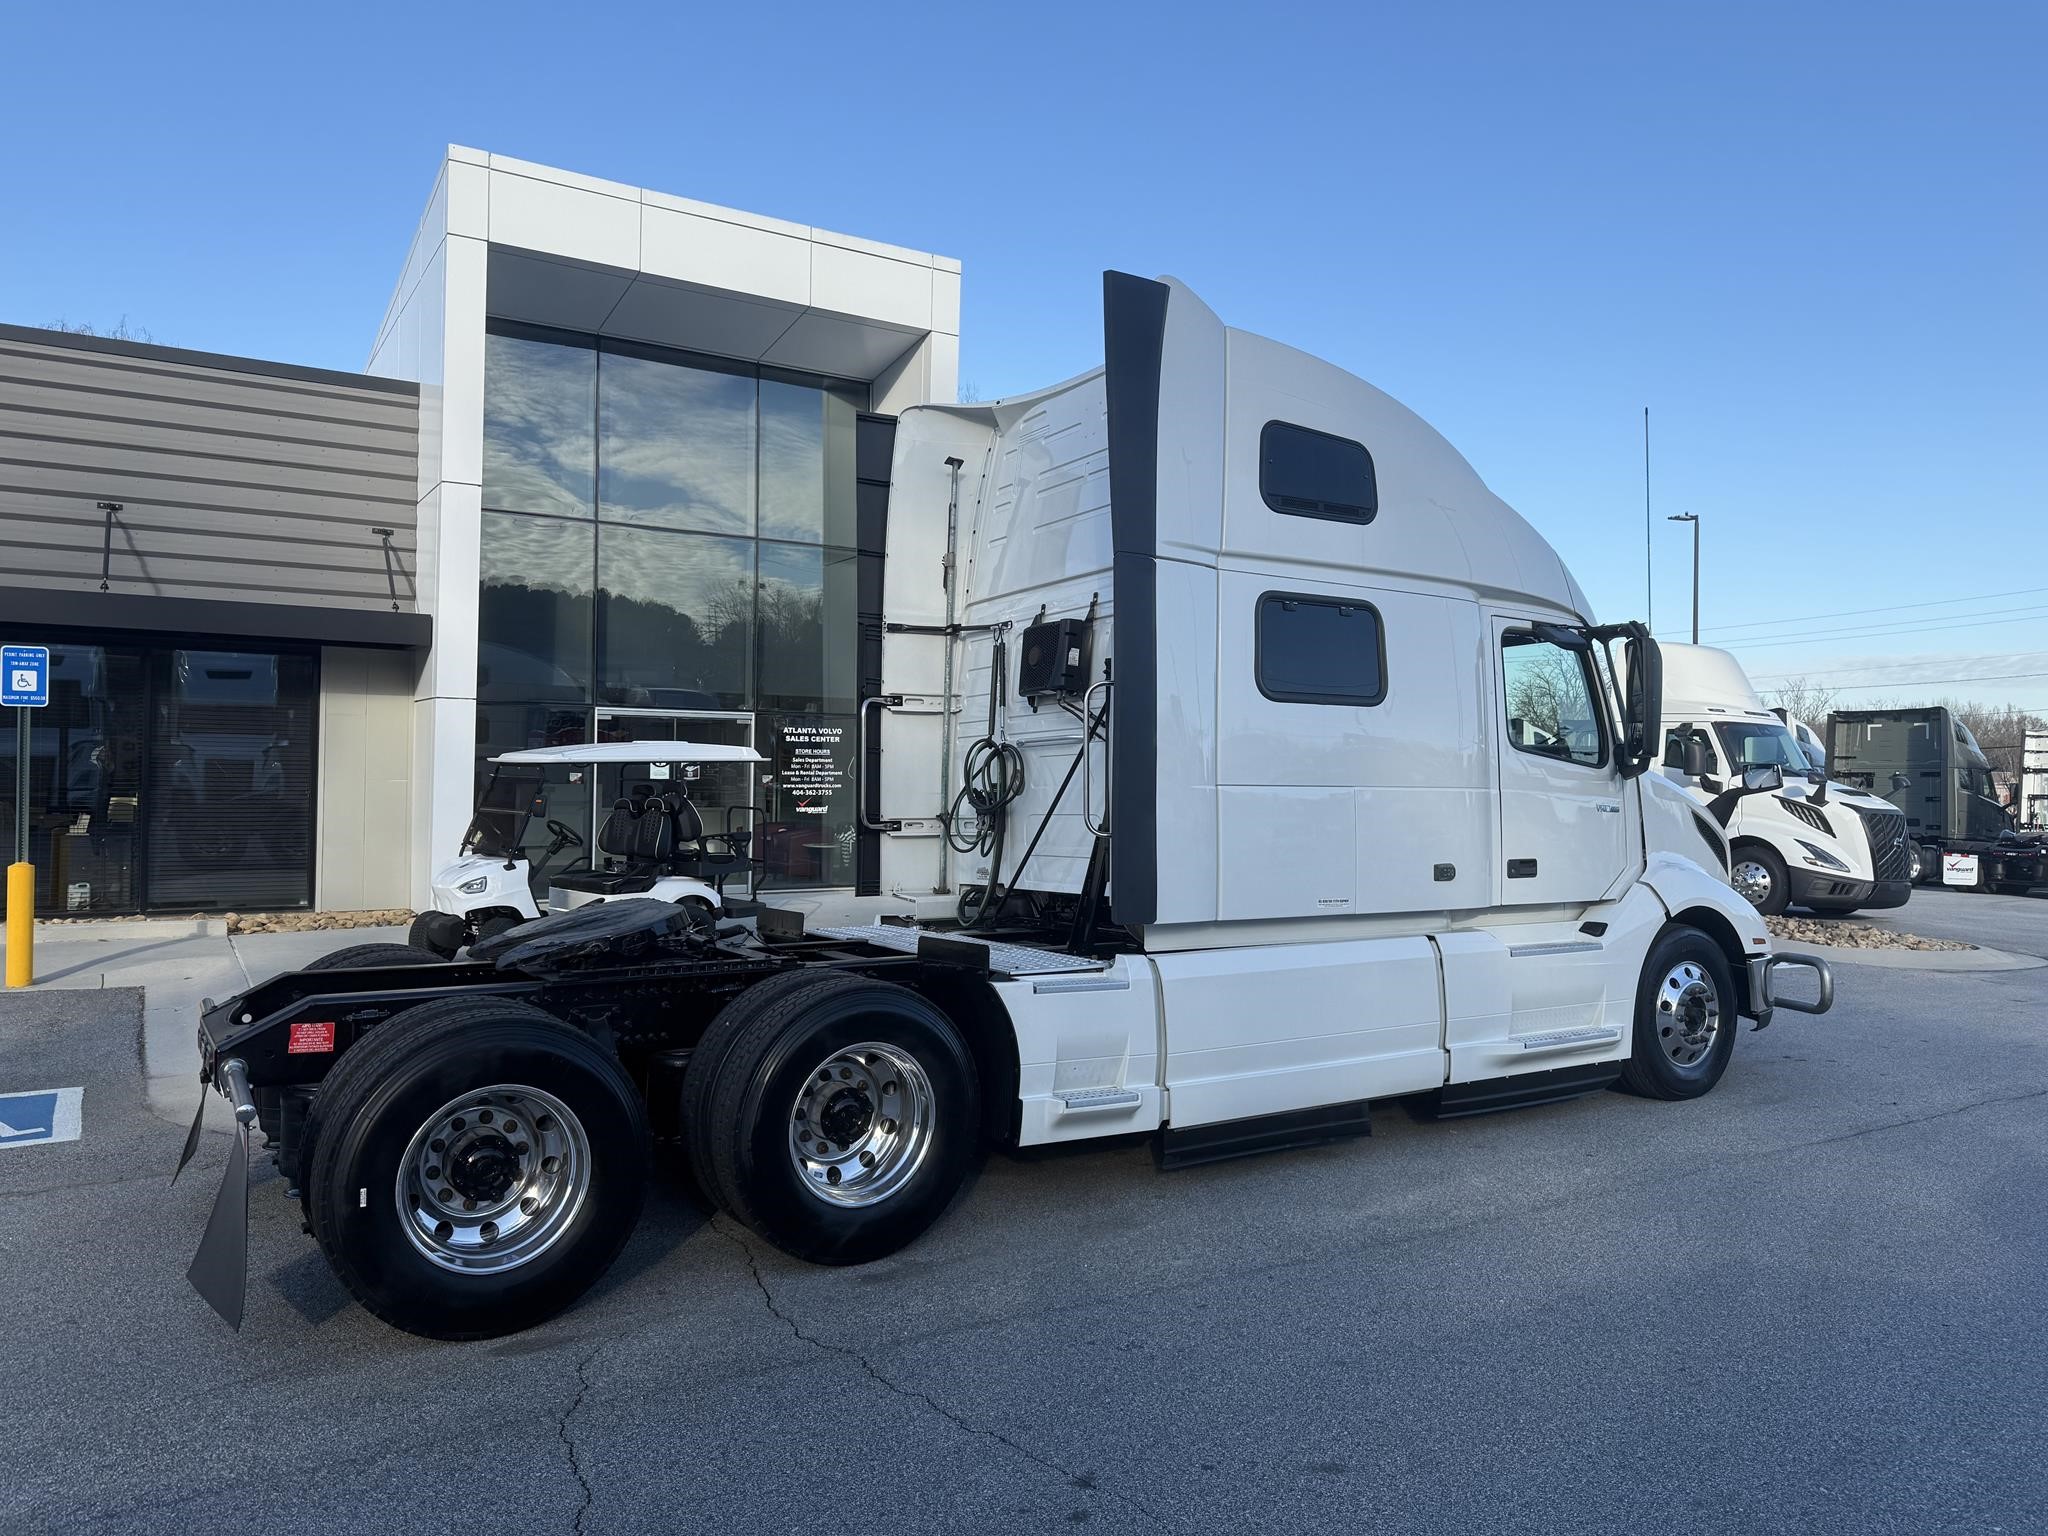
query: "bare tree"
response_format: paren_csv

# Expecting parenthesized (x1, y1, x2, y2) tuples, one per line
(1761, 676, 1838, 726)
(41, 316, 155, 343)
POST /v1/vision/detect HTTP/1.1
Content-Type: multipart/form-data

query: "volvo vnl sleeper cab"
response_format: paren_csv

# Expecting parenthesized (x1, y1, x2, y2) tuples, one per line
(181, 274, 1833, 1340)
(1657, 644, 1909, 915)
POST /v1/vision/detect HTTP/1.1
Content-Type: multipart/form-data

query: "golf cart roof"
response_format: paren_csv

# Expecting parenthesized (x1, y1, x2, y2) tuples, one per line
(489, 741, 765, 765)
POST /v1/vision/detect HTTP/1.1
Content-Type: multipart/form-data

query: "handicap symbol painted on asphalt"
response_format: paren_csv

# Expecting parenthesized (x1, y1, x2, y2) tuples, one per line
(0, 1088, 83, 1147)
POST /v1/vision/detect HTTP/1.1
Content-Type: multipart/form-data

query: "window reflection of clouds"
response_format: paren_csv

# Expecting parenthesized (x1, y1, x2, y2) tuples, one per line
(598, 526, 754, 709)
(483, 335, 595, 517)
(758, 542, 859, 712)
(599, 353, 754, 534)
(759, 379, 859, 544)
(478, 512, 594, 700)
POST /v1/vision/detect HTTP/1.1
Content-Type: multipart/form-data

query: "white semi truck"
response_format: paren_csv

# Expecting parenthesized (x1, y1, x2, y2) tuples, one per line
(1654, 644, 1912, 914)
(178, 274, 1832, 1339)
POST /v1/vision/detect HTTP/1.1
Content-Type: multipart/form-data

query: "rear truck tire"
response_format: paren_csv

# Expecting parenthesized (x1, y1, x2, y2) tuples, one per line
(679, 969, 856, 1204)
(304, 996, 649, 1340)
(408, 911, 464, 958)
(702, 974, 982, 1265)
(1617, 925, 1738, 1102)
(1728, 842, 1791, 915)
(1907, 841, 1933, 885)
(304, 942, 447, 972)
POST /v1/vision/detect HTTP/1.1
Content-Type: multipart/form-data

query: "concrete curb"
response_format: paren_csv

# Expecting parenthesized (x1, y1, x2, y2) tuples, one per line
(31, 917, 229, 942)
(1792, 942, 2045, 973)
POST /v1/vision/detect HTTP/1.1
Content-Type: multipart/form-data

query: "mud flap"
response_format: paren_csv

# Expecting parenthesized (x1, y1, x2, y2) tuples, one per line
(171, 1090, 207, 1185)
(186, 1120, 251, 1330)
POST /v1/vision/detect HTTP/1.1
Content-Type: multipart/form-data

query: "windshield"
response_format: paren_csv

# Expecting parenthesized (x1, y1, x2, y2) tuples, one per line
(1713, 722, 1812, 773)
(463, 773, 545, 857)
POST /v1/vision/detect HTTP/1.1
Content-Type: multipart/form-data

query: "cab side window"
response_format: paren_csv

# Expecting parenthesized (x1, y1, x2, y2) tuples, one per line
(1502, 632, 1606, 767)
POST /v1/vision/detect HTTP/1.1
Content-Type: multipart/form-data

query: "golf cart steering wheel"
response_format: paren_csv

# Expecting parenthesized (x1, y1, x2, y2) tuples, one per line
(545, 818, 585, 850)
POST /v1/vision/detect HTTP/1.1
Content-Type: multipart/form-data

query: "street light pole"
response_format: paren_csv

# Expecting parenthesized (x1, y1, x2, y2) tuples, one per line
(1667, 512, 1700, 644)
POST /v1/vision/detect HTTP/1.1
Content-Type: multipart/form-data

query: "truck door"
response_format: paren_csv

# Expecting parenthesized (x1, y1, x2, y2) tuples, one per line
(1491, 617, 1630, 906)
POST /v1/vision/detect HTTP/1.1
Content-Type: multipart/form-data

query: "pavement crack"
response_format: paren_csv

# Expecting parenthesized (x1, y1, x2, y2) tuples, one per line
(553, 1343, 601, 1536)
(717, 1219, 1173, 1529)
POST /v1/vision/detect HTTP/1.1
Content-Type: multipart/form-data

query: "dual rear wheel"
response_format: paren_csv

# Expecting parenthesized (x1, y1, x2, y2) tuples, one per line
(301, 971, 980, 1338)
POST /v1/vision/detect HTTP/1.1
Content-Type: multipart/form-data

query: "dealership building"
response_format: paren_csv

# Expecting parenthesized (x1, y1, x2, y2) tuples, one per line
(0, 147, 959, 916)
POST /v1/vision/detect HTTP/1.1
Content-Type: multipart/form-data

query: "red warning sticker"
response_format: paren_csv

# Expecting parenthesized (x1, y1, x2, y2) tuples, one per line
(287, 1021, 337, 1054)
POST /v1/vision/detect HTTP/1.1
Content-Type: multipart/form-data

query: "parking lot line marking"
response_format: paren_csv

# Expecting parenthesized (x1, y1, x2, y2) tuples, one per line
(0, 1087, 83, 1147)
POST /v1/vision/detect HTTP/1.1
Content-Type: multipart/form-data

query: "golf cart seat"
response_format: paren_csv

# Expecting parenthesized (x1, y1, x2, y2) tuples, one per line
(662, 791, 755, 886)
(550, 794, 674, 898)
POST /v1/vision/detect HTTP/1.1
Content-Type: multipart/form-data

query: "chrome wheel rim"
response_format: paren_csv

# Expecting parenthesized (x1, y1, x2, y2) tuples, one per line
(1655, 962, 1722, 1069)
(788, 1042, 935, 1208)
(1730, 859, 1773, 905)
(396, 1084, 590, 1274)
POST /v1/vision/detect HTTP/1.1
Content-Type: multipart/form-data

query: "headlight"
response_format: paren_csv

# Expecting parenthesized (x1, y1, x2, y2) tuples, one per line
(456, 876, 490, 895)
(1796, 839, 1849, 872)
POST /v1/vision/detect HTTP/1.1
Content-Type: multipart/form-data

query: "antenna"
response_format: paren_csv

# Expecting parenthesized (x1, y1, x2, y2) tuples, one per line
(1643, 407, 1653, 633)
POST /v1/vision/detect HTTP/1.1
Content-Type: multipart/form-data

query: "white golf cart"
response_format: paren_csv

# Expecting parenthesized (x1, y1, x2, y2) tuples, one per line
(408, 740, 765, 956)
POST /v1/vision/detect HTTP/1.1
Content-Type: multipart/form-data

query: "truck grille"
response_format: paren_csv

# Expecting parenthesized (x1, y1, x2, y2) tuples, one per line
(1852, 805, 1910, 881)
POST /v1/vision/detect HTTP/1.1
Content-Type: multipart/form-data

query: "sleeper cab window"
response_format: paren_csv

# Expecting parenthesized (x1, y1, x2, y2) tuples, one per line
(1256, 592, 1385, 706)
(1260, 421, 1378, 524)
(1501, 631, 1607, 767)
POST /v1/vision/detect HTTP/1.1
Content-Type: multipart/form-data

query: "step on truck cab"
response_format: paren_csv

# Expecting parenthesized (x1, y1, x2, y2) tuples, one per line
(179, 274, 1833, 1339)
(1653, 644, 1913, 915)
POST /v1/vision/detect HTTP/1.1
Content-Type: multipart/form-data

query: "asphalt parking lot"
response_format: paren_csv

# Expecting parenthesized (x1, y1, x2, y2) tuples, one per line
(1, 897, 2043, 1535)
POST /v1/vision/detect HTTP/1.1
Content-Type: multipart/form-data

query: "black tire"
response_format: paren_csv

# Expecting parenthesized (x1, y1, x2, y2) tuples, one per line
(679, 970, 862, 1205)
(304, 942, 446, 972)
(305, 996, 649, 1340)
(1617, 925, 1738, 1101)
(702, 975, 981, 1265)
(1906, 841, 1932, 885)
(474, 913, 523, 945)
(680, 896, 717, 925)
(408, 912, 462, 958)
(1729, 841, 1790, 915)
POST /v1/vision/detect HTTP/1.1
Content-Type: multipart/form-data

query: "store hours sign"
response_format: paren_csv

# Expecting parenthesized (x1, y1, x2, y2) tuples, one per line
(778, 721, 849, 816)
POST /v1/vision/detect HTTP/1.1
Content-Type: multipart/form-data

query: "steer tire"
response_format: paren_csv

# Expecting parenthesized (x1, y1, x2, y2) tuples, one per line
(304, 996, 648, 1340)
(1730, 841, 1791, 915)
(679, 970, 862, 1207)
(702, 975, 981, 1265)
(304, 942, 446, 972)
(1617, 925, 1739, 1102)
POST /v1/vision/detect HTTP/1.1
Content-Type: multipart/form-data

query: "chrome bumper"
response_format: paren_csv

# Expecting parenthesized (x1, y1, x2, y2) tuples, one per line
(1746, 951, 1835, 1031)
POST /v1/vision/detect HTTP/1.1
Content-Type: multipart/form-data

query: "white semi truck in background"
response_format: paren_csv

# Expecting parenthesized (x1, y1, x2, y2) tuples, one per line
(1656, 644, 1911, 914)
(177, 274, 1833, 1340)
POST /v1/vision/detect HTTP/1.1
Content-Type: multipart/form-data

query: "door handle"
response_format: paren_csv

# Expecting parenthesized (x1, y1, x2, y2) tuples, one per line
(1507, 859, 1538, 878)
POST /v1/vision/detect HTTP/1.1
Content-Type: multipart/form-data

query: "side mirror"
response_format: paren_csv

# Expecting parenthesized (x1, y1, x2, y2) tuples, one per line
(1682, 736, 1709, 779)
(1743, 764, 1784, 793)
(1891, 773, 1912, 793)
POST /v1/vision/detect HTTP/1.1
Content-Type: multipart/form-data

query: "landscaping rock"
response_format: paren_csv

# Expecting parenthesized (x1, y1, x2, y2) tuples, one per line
(1766, 914, 1972, 951)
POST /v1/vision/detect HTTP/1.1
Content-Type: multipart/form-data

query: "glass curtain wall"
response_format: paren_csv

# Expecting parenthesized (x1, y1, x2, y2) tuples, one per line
(479, 323, 869, 888)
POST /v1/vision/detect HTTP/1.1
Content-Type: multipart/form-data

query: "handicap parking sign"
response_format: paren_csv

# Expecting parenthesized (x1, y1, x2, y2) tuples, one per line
(3, 644, 50, 707)
(0, 1087, 83, 1147)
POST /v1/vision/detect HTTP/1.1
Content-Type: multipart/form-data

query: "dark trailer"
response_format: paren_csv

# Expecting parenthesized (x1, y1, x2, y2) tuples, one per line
(1826, 706, 2044, 893)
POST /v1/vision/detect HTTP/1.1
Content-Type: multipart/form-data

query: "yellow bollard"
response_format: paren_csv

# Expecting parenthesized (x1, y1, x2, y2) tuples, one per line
(4, 862, 30, 988)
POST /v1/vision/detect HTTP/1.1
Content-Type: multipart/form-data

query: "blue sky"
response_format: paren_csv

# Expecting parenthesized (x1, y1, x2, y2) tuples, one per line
(4, 1, 2041, 709)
